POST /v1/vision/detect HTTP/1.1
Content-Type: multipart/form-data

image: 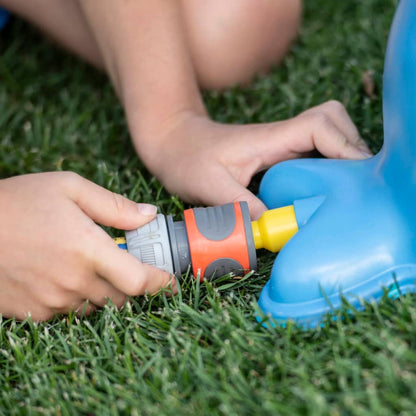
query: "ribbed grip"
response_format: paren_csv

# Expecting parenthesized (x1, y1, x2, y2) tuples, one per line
(125, 214, 174, 274)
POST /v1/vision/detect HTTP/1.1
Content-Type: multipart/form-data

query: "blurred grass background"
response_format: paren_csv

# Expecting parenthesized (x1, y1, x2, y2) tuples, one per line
(2, 1, 415, 415)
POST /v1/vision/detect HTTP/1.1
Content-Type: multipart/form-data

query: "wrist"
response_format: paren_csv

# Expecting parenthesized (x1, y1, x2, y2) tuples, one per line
(129, 108, 209, 172)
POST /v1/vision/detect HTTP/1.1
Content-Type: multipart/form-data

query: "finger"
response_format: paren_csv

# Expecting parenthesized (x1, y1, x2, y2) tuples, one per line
(235, 190, 267, 220)
(301, 101, 360, 141)
(222, 178, 267, 220)
(310, 118, 370, 159)
(301, 101, 372, 154)
(191, 166, 267, 219)
(79, 276, 127, 308)
(11, 303, 55, 322)
(92, 236, 176, 296)
(64, 172, 158, 230)
(75, 300, 97, 317)
(286, 114, 371, 160)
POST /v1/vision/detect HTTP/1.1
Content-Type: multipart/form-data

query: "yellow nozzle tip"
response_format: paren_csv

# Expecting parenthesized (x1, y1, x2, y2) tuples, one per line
(251, 205, 298, 252)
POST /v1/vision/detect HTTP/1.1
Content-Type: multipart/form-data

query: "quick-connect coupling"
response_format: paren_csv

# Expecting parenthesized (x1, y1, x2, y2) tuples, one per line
(125, 202, 257, 280)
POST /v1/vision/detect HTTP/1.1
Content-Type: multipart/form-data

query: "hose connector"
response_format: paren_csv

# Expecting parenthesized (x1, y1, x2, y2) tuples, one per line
(125, 202, 256, 280)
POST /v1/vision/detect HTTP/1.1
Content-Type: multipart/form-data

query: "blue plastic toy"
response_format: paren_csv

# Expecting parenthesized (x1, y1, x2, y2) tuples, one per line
(0, 8, 10, 30)
(257, 0, 416, 328)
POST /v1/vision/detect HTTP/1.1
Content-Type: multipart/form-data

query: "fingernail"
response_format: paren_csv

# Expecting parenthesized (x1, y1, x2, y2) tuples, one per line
(137, 203, 158, 216)
(170, 276, 178, 293)
(357, 141, 373, 157)
(361, 151, 373, 159)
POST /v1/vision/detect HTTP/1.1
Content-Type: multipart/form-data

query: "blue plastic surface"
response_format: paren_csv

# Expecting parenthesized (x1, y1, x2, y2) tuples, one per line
(257, 0, 416, 328)
(0, 8, 10, 30)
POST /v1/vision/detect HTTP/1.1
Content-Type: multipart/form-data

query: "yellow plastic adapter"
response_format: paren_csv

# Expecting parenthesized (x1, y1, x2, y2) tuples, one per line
(251, 205, 299, 252)
(114, 237, 127, 250)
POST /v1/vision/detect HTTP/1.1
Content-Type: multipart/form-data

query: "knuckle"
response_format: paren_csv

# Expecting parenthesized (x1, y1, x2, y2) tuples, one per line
(59, 171, 84, 190)
(336, 138, 351, 158)
(125, 266, 169, 296)
(311, 111, 331, 127)
(113, 295, 127, 309)
(40, 289, 73, 310)
(110, 192, 127, 215)
(76, 302, 95, 317)
(50, 297, 69, 311)
(325, 99, 346, 114)
(230, 191, 250, 204)
(35, 309, 55, 322)
(126, 279, 147, 296)
(83, 221, 100, 242)
(60, 274, 86, 293)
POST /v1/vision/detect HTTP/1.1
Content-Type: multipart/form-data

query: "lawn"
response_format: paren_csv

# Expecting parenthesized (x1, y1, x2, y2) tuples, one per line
(2, 1, 416, 415)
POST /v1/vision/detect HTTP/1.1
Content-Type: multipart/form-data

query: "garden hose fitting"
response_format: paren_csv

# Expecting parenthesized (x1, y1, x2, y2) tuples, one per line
(116, 200, 315, 280)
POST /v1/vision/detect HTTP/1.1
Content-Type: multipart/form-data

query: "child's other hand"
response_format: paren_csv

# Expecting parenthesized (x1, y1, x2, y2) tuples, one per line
(0, 172, 175, 321)
(144, 100, 372, 219)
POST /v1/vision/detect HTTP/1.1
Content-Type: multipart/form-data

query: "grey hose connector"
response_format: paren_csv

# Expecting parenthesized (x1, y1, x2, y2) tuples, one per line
(125, 214, 175, 274)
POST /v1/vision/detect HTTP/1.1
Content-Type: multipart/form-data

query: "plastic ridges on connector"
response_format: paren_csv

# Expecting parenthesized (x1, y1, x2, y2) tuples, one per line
(125, 214, 175, 274)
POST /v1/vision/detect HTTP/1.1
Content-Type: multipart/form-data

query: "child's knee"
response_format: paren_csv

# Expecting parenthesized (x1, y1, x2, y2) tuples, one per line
(182, 0, 302, 90)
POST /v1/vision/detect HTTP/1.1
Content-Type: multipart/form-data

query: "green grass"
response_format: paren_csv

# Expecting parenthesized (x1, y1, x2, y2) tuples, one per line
(2, 0, 415, 414)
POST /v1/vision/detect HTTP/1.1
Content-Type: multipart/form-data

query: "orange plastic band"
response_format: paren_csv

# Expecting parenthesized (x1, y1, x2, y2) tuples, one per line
(184, 202, 251, 280)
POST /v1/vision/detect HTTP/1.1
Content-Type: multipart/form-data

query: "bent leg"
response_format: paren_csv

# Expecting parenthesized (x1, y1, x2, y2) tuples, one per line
(1, 0, 302, 90)
(0, 0, 102, 67)
(181, 0, 302, 89)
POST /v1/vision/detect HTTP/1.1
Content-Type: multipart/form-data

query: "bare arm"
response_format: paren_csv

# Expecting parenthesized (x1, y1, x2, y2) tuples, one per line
(78, 0, 206, 151)
(79, 1, 371, 218)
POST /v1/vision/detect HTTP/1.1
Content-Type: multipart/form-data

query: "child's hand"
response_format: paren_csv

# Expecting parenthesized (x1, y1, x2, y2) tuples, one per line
(142, 100, 372, 219)
(0, 172, 175, 321)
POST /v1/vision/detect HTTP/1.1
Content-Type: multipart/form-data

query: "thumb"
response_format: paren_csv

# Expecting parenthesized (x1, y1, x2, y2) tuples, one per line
(228, 185, 267, 220)
(198, 169, 267, 220)
(68, 174, 157, 230)
(237, 191, 267, 220)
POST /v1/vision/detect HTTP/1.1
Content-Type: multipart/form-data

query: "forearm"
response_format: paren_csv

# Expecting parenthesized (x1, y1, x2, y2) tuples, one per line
(78, 0, 207, 160)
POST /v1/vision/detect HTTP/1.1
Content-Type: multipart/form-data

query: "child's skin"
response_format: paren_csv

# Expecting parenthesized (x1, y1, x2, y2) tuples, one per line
(0, 0, 372, 320)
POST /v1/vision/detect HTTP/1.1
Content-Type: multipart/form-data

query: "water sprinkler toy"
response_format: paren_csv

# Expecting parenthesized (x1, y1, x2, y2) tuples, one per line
(256, 0, 416, 327)
(0, 8, 10, 30)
